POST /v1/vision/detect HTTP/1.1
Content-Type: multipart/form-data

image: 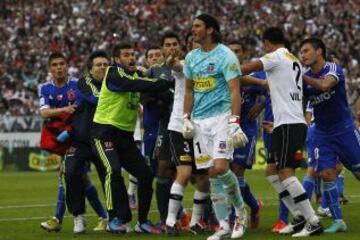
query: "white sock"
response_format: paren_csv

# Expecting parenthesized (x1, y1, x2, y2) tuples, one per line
(166, 182, 184, 227)
(267, 175, 301, 217)
(127, 175, 138, 195)
(282, 177, 319, 224)
(190, 190, 209, 227)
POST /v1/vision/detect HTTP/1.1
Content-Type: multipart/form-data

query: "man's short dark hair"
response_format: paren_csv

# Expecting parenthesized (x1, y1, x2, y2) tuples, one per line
(300, 37, 326, 59)
(161, 31, 180, 47)
(87, 50, 109, 70)
(48, 51, 66, 65)
(145, 45, 162, 59)
(262, 27, 285, 45)
(227, 40, 246, 51)
(112, 43, 133, 58)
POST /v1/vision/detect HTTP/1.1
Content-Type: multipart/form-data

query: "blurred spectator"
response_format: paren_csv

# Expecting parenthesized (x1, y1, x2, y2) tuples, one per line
(0, 0, 359, 125)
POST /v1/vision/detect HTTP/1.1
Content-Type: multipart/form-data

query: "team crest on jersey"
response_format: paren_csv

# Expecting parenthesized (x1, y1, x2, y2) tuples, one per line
(207, 63, 215, 73)
(56, 94, 63, 101)
(67, 89, 76, 102)
(104, 141, 113, 150)
(218, 141, 227, 153)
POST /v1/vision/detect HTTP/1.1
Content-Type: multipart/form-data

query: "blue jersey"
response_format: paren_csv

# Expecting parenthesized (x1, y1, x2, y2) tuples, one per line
(240, 71, 267, 124)
(304, 62, 353, 133)
(39, 78, 79, 109)
(183, 44, 241, 119)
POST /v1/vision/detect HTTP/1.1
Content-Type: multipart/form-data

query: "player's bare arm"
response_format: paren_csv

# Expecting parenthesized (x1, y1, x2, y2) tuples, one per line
(302, 74, 337, 92)
(240, 60, 264, 76)
(40, 103, 77, 118)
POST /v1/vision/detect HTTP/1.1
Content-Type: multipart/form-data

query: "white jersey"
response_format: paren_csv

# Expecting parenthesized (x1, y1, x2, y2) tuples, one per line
(168, 66, 186, 133)
(260, 47, 306, 128)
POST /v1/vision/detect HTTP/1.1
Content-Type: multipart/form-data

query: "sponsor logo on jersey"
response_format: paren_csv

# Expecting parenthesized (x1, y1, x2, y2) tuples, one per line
(180, 154, 192, 162)
(195, 155, 211, 165)
(310, 90, 335, 105)
(193, 77, 215, 91)
(218, 141, 227, 153)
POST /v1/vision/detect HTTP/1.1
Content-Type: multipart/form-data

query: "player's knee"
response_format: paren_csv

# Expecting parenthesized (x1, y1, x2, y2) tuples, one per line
(176, 168, 191, 186)
(231, 163, 245, 176)
(306, 167, 316, 177)
(265, 163, 277, 177)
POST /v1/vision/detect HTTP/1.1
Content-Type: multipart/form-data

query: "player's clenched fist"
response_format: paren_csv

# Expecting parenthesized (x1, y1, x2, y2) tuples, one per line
(182, 113, 195, 139)
(228, 115, 248, 148)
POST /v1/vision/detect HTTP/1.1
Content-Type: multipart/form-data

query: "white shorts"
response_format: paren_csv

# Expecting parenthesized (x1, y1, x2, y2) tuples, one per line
(193, 112, 233, 169)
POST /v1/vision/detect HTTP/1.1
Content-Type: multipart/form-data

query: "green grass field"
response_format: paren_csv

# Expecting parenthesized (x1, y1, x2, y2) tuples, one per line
(0, 170, 359, 240)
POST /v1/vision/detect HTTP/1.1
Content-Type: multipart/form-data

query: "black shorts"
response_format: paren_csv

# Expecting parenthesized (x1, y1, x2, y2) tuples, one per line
(154, 121, 172, 162)
(270, 123, 307, 170)
(169, 130, 207, 175)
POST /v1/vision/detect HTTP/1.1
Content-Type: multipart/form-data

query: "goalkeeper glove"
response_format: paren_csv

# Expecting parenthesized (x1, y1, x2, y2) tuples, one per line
(228, 115, 248, 148)
(182, 113, 195, 139)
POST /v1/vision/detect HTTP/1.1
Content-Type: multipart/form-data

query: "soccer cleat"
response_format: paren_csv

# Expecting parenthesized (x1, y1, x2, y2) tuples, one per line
(73, 214, 86, 234)
(292, 222, 324, 237)
(317, 206, 332, 218)
(128, 194, 138, 210)
(250, 200, 263, 229)
(271, 219, 287, 233)
(155, 221, 166, 233)
(279, 216, 306, 234)
(180, 210, 191, 229)
(207, 224, 231, 240)
(135, 220, 161, 234)
(231, 208, 247, 239)
(189, 222, 206, 235)
(40, 217, 61, 232)
(93, 218, 107, 231)
(107, 217, 127, 234)
(166, 224, 179, 236)
(324, 220, 347, 233)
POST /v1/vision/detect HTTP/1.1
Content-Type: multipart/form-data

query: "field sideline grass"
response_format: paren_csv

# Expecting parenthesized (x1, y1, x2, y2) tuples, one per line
(0, 169, 359, 240)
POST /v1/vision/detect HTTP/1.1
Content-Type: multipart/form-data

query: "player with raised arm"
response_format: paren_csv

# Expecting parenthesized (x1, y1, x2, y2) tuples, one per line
(301, 37, 360, 233)
(183, 14, 248, 240)
(91, 43, 172, 234)
(241, 28, 323, 237)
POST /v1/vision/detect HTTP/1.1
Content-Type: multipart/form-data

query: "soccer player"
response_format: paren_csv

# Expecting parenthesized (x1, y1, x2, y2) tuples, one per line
(229, 41, 264, 229)
(241, 28, 323, 237)
(91, 43, 172, 234)
(183, 14, 248, 240)
(39, 52, 108, 233)
(300, 37, 360, 233)
(164, 34, 210, 236)
(64, 50, 110, 233)
(38, 52, 78, 232)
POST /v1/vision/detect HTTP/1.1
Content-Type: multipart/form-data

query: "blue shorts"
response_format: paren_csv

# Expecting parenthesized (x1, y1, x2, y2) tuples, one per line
(306, 124, 316, 168)
(263, 131, 272, 164)
(313, 126, 360, 174)
(233, 124, 257, 169)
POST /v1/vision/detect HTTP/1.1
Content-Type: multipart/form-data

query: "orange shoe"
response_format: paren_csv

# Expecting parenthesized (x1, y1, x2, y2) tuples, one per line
(251, 200, 263, 229)
(180, 210, 191, 230)
(271, 219, 287, 233)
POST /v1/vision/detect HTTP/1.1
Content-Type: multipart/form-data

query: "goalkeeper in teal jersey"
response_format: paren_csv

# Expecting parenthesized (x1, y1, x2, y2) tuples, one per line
(182, 14, 248, 240)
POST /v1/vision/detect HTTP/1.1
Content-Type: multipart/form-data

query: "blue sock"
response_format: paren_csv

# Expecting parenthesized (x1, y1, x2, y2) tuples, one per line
(314, 176, 322, 198)
(238, 176, 259, 213)
(321, 192, 328, 208)
(279, 199, 289, 224)
(303, 176, 315, 200)
(323, 181, 343, 220)
(336, 175, 344, 196)
(85, 184, 107, 219)
(55, 176, 66, 223)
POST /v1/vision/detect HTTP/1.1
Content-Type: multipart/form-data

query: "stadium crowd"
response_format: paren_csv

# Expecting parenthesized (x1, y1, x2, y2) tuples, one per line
(0, 0, 359, 124)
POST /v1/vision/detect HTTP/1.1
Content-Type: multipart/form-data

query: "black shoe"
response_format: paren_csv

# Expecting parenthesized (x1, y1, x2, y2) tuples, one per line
(292, 215, 306, 233)
(166, 225, 178, 236)
(189, 223, 205, 235)
(292, 222, 324, 237)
